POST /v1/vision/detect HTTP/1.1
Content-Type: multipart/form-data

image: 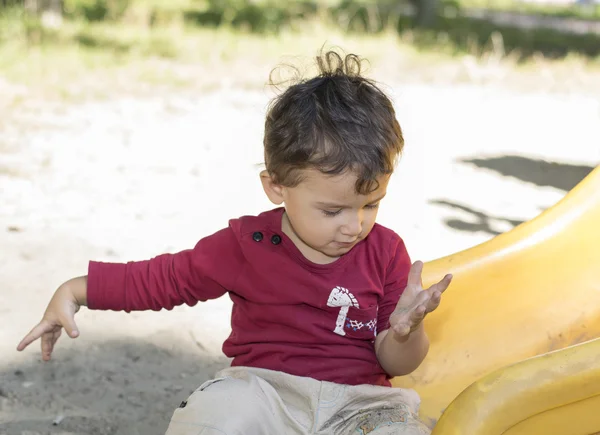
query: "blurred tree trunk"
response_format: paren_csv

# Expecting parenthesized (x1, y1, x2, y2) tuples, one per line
(24, 0, 62, 15)
(410, 0, 438, 27)
(24, 0, 63, 27)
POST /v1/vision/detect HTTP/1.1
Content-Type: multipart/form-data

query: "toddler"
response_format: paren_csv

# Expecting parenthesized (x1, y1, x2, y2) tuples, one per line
(18, 49, 452, 435)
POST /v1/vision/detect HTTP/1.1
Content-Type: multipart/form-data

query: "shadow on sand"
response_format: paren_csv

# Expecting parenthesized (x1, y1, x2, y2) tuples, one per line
(1, 338, 229, 435)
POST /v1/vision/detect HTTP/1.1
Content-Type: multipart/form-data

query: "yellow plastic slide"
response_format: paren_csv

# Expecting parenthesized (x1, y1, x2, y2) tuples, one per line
(392, 165, 600, 434)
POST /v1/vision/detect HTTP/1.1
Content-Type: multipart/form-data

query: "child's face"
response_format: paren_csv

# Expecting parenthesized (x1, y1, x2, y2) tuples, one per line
(263, 169, 389, 264)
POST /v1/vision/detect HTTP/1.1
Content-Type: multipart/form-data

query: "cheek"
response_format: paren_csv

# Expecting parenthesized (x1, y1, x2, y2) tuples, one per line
(362, 211, 378, 232)
(298, 211, 331, 236)
(309, 215, 339, 239)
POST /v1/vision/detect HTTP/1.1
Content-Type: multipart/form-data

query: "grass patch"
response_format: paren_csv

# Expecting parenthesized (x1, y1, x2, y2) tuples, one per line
(2, 1, 600, 61)
(0, 1, 599, 102)
(0, 18, 422, 99)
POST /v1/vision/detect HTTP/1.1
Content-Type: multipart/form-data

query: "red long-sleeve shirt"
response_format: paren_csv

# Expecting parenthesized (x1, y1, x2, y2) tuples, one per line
(87, 207, 411, 386)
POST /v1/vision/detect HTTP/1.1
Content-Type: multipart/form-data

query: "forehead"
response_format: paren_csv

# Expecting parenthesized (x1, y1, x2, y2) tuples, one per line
(298, 169, 388, 202)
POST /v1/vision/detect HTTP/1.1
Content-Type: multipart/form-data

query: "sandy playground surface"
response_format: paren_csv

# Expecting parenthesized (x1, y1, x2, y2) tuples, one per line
(1, 58, 599, 434)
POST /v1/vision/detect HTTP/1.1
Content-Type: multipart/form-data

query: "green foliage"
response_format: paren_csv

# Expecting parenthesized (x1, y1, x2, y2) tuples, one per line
(1, 0, 600, 61)
(182, 0, 319, 33)
(179, 0, 411, 33)
(64, 0, 131, 21)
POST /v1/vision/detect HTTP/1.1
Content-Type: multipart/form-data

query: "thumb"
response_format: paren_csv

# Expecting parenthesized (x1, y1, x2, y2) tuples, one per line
(393, 324, 411, 337)
(62, 316, 80, 339)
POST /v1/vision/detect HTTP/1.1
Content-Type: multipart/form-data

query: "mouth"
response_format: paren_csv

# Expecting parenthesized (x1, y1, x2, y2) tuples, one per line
(336, 240, 357, 247)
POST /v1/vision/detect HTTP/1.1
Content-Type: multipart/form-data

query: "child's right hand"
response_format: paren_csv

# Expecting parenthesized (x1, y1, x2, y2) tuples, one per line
(17, 276, 87, 361)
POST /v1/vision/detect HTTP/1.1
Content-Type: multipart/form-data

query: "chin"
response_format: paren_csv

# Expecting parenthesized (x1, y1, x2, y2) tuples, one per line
(313, 247, 340, 259)
(329, 245, 354, 255)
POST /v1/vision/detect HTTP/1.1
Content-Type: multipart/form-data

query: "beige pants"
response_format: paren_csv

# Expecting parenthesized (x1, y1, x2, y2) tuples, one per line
(165, 366, 431, 435)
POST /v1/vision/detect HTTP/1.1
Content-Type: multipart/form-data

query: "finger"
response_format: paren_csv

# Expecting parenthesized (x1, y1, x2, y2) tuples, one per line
(411, 289, 431, 311)
(41, 329, 61, 361)
(428, 273, 453, 295)
(406, 261, 424, 288)
(426, 292, 442, 313)
(389, 314, 411, 335)
(399, 291, 431, 320)
(16, 321, 54, 352)
(410, 304, 427, 324)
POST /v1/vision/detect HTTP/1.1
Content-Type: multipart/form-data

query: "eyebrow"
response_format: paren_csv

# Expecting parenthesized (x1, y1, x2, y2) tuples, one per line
(315, 193, 387, 208)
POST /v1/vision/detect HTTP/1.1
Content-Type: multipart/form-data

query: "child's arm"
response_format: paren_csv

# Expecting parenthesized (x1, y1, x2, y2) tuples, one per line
(17, 276, 88, 361)
(375, 261, 452, 377)
(374, 323, 429, 376)
(17, 226, 244, 360)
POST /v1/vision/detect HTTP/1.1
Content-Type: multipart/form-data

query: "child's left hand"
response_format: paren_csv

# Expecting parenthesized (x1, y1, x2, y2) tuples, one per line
(389, 261, 453, 337)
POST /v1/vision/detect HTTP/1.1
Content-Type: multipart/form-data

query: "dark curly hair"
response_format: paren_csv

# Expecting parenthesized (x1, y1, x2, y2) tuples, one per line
(263, 49, 404, 195)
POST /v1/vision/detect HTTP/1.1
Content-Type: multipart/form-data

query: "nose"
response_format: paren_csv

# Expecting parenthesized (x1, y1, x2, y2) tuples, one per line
(341, 211, 363, 238)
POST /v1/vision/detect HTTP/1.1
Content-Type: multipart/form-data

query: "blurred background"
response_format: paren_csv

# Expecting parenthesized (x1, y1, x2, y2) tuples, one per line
(1, 1, 599, 434)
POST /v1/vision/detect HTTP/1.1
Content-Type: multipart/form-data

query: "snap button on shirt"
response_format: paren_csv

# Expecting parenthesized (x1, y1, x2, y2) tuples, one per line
(252, 232, 263, 242)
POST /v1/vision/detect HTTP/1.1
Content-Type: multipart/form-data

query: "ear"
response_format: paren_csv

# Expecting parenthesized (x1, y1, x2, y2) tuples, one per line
(260, 170, 285, 205)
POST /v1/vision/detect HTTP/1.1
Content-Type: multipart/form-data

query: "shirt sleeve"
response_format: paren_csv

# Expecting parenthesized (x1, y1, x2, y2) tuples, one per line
(87, 227, 244, 312)
(377, 235, 412, 332)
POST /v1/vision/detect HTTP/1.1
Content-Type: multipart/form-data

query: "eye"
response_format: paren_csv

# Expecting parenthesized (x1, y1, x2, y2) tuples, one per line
(322, 209, 342, 217)
(365, 203, 380, 210)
